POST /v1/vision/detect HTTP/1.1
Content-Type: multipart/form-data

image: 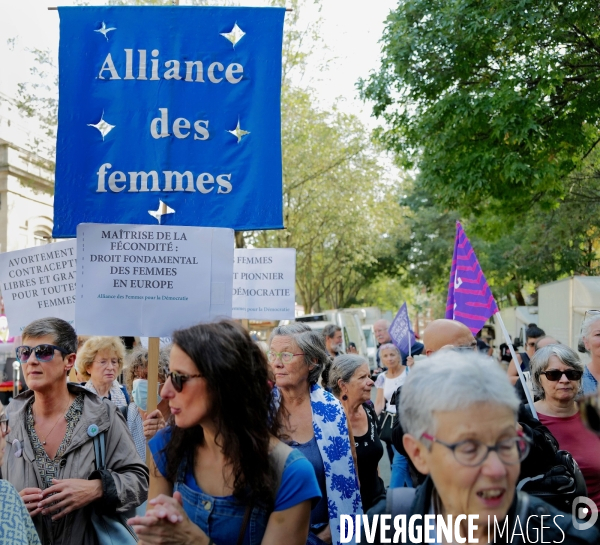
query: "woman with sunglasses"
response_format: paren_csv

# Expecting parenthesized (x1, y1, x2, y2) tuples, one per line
(2, 317, 148, 545)
(531, 344, 600, 515)
(377, 350, 597, 544)
(129, 320, 320, 545)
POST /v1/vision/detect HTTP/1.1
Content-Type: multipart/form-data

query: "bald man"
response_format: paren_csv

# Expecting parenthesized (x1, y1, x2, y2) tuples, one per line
(421, 318, 477, 355)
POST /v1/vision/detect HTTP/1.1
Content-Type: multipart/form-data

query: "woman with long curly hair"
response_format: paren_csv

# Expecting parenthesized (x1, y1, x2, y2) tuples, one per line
(128, 320, 320, 545)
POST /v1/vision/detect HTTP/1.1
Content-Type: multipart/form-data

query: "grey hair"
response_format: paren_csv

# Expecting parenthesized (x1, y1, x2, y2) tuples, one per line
(269, 323, 329, 385)
(530, 344, 583, 400)
(581, 313, 600, 340)
(22, 317, 77, 355)
(323, 324, 341, 339)
(328, 354, 369, 396)
(378, 343, 400, 356)
(399, 351, 520, 439)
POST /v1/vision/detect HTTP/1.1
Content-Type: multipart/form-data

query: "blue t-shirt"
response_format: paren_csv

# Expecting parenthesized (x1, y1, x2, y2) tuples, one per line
(287, 436, 328, 527)
(149, 427, 321, 512)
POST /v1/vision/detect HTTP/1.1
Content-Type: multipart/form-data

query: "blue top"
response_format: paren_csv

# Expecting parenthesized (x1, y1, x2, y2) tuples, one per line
(583, 365, 598, 395)
(149, 427, 321, 513)
(287, 435, 329, 528)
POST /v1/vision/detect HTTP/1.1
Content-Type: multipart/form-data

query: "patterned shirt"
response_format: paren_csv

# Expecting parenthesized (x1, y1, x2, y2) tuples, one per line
(25, 394, 84, 490)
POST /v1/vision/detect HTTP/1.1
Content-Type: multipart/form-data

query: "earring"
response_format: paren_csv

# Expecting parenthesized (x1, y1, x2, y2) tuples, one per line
(342, 394, 348, 401)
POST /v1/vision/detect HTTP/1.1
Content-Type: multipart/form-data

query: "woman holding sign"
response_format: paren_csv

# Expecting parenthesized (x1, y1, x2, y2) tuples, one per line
(130, 320, 319, 545)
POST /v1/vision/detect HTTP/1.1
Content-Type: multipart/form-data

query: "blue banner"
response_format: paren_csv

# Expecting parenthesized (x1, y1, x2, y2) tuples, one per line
(53, 6, 285, 237)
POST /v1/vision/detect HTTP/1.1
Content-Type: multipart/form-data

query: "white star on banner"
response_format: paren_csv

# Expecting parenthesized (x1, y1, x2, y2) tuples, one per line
(94, 22, 116, 41)
(149, 200, 175, 224)
(87, 113, 115, 140)
(227, 120, 250, 143)
(220, 23, 246, 47)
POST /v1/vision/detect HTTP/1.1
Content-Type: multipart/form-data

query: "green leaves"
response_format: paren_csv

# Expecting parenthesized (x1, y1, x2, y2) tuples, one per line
(361, 0, 600, 212)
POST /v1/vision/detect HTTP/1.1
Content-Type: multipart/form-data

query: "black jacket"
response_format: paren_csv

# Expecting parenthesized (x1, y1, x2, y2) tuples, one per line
(373, 476, 599, 544)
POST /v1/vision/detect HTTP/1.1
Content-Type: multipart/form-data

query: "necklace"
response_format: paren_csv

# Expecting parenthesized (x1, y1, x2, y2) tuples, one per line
(34, 398, 71, 446)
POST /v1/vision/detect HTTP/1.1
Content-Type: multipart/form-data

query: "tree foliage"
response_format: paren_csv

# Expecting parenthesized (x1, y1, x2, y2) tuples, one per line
(360, 0, 600, 213)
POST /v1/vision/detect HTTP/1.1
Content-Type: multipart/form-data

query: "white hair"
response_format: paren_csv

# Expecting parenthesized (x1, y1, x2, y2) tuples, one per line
(581, 313, 600, 340)
(399, 351, 519, 439)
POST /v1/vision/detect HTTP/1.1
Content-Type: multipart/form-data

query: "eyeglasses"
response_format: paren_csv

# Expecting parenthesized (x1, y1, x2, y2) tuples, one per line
(267, 350, 305, 364)
(167, 370, 202, 393)
(0, 415, 8, 434)
(16, 344, 70, 364)
(421, 431, 530, 466)
(540, 369, 583, 381)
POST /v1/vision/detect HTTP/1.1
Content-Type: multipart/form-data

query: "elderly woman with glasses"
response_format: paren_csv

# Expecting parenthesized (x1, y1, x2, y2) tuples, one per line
(391, 350, 596, 544)
(269, 323, 361, 545)
(130, 320, 320, 545)
(77, 336, 146, 462)
(531, 344, 600, 514)
(580, 312, 600, 394)
(2, 318, 148, 545)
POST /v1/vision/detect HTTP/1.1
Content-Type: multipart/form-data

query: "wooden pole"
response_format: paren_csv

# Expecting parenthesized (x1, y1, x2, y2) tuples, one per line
(146, 337, 160, 464)
(147, 337, 160, 414)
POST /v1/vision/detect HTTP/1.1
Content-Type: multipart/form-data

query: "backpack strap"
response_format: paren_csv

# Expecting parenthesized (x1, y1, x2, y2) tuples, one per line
(386, 487, 416, 517)
(93, 430, 107, 472)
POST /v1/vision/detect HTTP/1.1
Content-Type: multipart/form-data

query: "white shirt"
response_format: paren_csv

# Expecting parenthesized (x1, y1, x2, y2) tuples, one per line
(375, 369, 407, 413)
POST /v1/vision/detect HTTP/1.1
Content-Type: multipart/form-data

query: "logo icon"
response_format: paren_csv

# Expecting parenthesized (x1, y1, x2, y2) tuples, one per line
(572, 496, 598, 531)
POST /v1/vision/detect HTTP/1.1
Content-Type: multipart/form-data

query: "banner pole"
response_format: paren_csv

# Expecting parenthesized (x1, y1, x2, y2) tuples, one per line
(495, 311, 538, 420)
(408, 330, 411, 358)
(146, 337, 160, 464)
(147, 337, 160, 413)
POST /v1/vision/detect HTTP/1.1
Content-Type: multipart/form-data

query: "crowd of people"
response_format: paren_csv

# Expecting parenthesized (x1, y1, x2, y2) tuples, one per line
(0, 313, 599, 544)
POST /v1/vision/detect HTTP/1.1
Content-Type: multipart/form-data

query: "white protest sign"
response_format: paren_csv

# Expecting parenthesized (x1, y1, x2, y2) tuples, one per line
(232, 248, 296, 320)
(76, 224, 234, 336)
(0, 240, 77, 332)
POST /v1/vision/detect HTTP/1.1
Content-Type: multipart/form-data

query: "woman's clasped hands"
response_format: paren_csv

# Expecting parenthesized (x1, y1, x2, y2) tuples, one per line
(128, 492, 210, 545)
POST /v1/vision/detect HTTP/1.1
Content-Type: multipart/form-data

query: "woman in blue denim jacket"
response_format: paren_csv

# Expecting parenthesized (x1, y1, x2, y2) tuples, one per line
(129, 320, 321, 545)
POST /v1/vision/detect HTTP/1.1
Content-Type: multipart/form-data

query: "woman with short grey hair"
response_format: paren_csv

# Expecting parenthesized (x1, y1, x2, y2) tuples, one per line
(269, 323, 361, 544)
(328, 354, 385, 513)
(396, 350, 595, 543)
(531, 344, 600, 513)
(581, 312, 600, 394)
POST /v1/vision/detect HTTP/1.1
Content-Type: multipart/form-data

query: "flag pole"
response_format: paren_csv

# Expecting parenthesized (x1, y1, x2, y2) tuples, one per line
(495, 311, 538, 420)
(408, 330, 412, 358)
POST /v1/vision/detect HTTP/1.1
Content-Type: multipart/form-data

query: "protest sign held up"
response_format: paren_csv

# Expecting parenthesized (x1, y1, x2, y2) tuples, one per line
(76, 223, 234, 336)
(0, 240, 77, 332)
(388, 302, 415, 356)
(53, 6, 285, 237)
(232, 248, 296, 320)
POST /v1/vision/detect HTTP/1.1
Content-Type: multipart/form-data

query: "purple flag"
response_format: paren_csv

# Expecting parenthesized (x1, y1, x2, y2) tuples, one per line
(389, 302, 416, 355)
(445, 222, 498, 334)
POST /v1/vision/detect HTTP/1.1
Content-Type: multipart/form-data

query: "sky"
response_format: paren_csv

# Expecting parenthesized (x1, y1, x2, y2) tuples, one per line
(0, 0, 398, 135)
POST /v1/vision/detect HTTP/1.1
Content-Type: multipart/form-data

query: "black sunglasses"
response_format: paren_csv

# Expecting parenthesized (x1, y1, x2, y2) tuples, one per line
(167, 370, 202, 393)
(540, 369, 583, 381)
(16, 344, 70, 364)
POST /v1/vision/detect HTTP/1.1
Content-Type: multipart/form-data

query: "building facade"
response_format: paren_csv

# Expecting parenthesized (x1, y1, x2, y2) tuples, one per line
(0, 92, 54, 252)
